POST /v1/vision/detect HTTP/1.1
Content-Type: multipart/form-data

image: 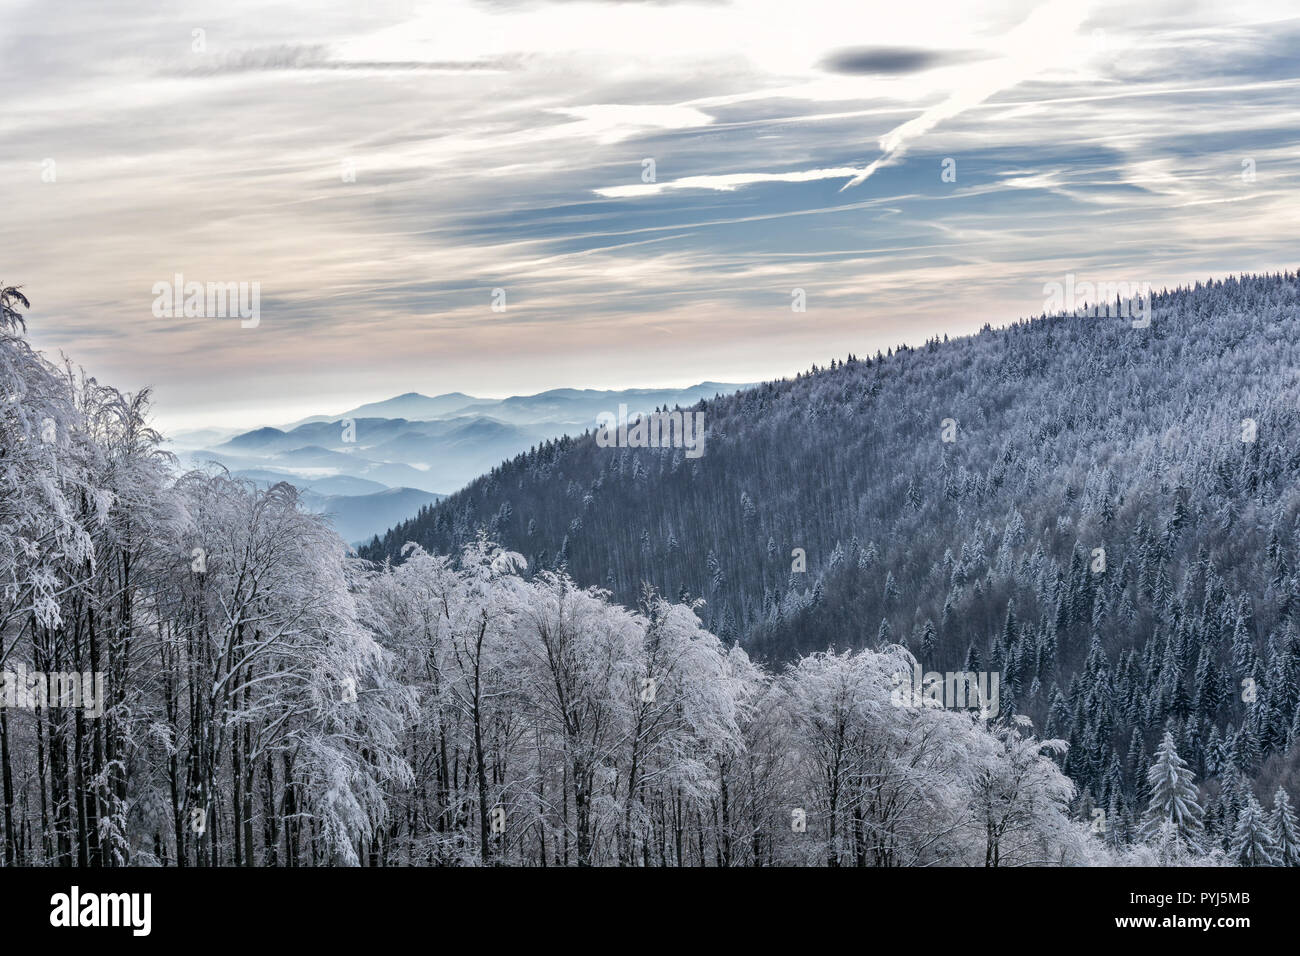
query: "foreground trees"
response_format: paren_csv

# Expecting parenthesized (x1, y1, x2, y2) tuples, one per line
(3, 305, 403, 866)
(362, 548, 1096, 866)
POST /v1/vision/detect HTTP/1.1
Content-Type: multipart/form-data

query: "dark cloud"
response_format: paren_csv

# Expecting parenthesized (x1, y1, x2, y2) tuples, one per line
(819, 46, 984, 75)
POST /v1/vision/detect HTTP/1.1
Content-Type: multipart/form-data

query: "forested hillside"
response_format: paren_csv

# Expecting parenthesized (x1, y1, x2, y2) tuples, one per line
(364, 271, 1300, 853)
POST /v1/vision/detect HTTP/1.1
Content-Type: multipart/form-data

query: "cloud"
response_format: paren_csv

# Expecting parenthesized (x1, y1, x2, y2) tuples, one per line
(841, 0, 1091, 189)
(550, 104, 714, 144)
(595, 167, 863, 197)
(5, 0, 1299, 430)
(820, 46, 984, 75)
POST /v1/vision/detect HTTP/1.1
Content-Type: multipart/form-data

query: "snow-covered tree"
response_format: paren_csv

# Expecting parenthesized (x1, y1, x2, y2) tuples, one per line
(1139, 731, 1204, 849)
(1268, 788, 1300, 866)
(1230, 793, 1277, 866)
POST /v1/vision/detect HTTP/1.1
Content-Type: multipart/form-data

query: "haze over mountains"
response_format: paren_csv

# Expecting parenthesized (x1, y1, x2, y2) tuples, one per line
(167, 382, 749, 543)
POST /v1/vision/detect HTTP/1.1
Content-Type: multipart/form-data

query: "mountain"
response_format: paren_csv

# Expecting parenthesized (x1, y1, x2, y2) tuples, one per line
(221, 425, 288, 452)
(180, 383, 754, 537)
(227, 470, 441, 545)
(194, 443, 437, 491)
(475, 383, 747, 426)
(313, 391, 494, 423)
(164, 425, 243, 449)
(281, 385, 748, 430)
(299, 474, 388, 496)
(361, 272, 1300, 815)
(299, 486, 442, 547)
(191, 418, 556, 496)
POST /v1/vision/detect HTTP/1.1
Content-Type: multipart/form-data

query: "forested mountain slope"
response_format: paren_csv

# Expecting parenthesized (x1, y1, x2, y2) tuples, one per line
(364, 271, 1300, 842)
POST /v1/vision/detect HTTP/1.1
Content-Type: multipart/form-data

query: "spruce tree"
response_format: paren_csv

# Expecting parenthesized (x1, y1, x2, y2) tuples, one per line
(920, 619, 936, 661)
(1269, 788, 1300, 866)
(1230, 793, 1277, 866)
(1139, 731, 1204, 848)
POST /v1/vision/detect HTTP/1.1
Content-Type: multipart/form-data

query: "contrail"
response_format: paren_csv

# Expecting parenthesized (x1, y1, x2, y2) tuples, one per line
(842, 0, 1090, 190)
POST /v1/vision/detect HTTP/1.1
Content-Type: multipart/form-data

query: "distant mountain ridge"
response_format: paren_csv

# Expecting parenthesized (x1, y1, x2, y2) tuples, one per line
(284, 382, 750, 429)
(285, 392, 492, 426)
(167, 381, 751, 543)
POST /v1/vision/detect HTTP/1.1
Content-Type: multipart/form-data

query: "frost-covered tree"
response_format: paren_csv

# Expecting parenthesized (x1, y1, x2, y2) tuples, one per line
(1139, 731, 1203, 849)
(970, 716, 1074, 866)
(1230, 793, 1277, 866)
(1268, 788, 1299, 867)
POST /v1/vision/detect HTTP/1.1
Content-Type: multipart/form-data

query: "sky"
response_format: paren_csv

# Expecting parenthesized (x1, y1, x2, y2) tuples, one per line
(3, 0, 1298, 432)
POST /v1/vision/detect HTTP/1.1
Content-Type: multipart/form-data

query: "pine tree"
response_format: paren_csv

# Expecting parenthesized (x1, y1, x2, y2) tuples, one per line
(1231, 724, 1261, 775)
(919, 619, 936, 661)
(1125, 727, 1145, 795)
(1216, 766, 1245, 847)
(883, 570, 900, 604)
(1269, 788, 1300, 866)
(707, 550, 725, 593)
(1191, 647, 1218, 718)
(1046, 687, 1071, 739)
(1139, 731, 1204, 848)
(858, 540, 877, 570)
(1230, 793, 1277, 866)
(740, 491, 757, 525)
